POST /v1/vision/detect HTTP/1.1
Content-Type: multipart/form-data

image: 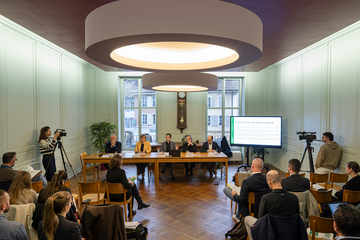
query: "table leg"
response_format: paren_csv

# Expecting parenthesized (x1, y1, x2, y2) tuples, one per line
(155, 160, 159, 188)
(84, 167, 86, 183)
(225, 160, 228, 185)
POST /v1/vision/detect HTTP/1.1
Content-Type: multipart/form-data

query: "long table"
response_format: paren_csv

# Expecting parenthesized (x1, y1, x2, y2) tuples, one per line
(84, 152, 228, 188)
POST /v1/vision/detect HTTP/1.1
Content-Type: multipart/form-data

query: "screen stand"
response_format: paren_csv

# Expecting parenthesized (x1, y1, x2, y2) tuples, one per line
(238, 147, 251, 170)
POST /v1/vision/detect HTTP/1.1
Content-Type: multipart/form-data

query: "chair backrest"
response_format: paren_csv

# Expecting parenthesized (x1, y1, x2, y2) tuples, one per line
(310, 173, 328, 189)
(31, 181, 43, 193)
(105, 181, 128, 203)
(310, 189, 332, 204)
(343, 189, 360, 203)
(79, 152, 87, 168)
(78, 181, 101, 203)
(285, 172, 306, 178)
(309, 215, 335, 240)
(64, 181, 70, 188)
(329, 173, 348, 188)
(248, 192, 255, 217)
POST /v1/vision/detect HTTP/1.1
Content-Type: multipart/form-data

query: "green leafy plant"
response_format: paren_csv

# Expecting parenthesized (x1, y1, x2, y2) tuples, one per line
(251, 146, 269, 158)
(89, 120, 117, 153)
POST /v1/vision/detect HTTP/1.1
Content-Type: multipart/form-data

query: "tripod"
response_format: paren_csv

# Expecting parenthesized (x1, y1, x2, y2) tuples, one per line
(300, 139, 315, 173)
(45, 137, 79, 182)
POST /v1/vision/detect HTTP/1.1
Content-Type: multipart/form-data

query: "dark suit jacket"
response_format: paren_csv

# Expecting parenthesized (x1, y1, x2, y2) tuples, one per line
(182, 143, 197, 152)
(281, 174, 310, 192)
(38, 215, 81, 240)
(106, 167, 132, 202)
(335, 175, 360, 200)
(234, 172, 270, 216)
(105, 141, 122, 153)
(200, 141, 222, 153)
(160, 141, 176, 152)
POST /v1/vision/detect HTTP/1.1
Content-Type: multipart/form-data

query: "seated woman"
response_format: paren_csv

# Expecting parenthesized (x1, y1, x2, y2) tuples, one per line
(106, 154, 149, 218)
(334, 161, 360, 200)
(134, 134, 151, 177)
(8, 171, 37, 204)
(38, 191, 81, 240)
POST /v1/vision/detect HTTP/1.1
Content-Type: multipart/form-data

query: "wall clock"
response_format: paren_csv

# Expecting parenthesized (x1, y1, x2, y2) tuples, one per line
(177, 92, 187, 133)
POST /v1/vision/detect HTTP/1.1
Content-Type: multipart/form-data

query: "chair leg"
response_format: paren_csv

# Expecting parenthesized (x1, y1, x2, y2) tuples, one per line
(84, 167, 86, 182)
(97, 165, 100, 181)
(93, 168, 96, 182)
(130, 199, 133, 220)
(124, 204, 128, 222)
(79, 169, 83, 182)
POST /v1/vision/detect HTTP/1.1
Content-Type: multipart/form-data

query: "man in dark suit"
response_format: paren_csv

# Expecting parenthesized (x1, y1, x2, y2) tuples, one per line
(159, 133, 178, 181)
(182, 135, 197, 176)
(200, 135, 222, 177)
(281, 159, 310, 192)
(104, 134, 122, 169)
(333, 204, 360, 239)
(223, 158, 270, 222)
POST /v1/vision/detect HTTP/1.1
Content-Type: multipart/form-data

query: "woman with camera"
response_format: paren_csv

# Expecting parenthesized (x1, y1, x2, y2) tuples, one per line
(39, 126, 60, 181)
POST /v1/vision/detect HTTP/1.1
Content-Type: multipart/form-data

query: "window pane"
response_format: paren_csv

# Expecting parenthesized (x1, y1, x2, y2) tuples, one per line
(207, 79, 222, 108)
(141, 80, 156, 107)
(124, 109, 139, 148)
(124, 79, 139, 107)
(141, 109, 156, 143)
(225, 80, 239, 107)
(207, 109, 222, 141)
(225, 109, 239, 144)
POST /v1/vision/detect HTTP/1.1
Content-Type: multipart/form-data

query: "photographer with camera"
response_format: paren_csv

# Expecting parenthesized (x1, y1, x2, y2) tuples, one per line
(315, 132, 343, 174)
(39, 126, 60, 181)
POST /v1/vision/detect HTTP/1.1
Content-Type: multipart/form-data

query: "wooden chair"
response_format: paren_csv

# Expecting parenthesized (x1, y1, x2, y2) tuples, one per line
(105, 181, 133, 221)
(310, 173, 328, 190)
(310, 189, 332, 213)
(79, 152, 100, 182)
(285, 172, 306, 177)
(64, 181, 79, 206)
(31, 181, 43, 193)
(309, 215, 335, 240)
(329, 173, 348, 191)
(231, 172, 239, 214)
(78, 181, 105, 213)
(343, 189, 360, 203)
(247, 192, 255, 217)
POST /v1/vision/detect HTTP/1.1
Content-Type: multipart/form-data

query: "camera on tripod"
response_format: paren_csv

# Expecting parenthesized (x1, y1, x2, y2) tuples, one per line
(55, 129, 67, 139)
(296, 131, 316, 142)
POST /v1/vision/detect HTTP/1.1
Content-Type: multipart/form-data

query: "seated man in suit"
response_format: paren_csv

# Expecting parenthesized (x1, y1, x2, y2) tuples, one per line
(245, 170, 300, 240)
(281, 159, 310, 192)
(159, 133, 178, 181)
(0, 152, 47, 191)
(223, 158, 270, 222)
(104, 134, 122, 169)
(200, 135, 222, 178)
(182, 135, 197, 176)
(333, 204, 360, 239)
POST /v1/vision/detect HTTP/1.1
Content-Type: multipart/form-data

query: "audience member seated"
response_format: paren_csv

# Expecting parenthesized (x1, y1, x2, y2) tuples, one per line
(8, 171, 37, 205)
(106, 154, 150, 218)
(33, 171, 77, 230)
(0, 190, 28, 240)
(0, 152, 47, 192)
(245, 170, 301, 240)
(104, 134, 122, 169)
(182, 135, 197, 176)
(333, 204, 360, 239)
(38, 191, 81, 240)
(223, 158, 270, 222)
(334, 161, 360, 201)
(134, 134, 151, 177)
(200, 135, 222, 178)
(159, 133, 178, 181)
(281, 159, 310, 192)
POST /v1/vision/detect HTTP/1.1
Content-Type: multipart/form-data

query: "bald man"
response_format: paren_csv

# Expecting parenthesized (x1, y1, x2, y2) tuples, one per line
(245, 170, 299, 240)
(224, 158, 270, 222)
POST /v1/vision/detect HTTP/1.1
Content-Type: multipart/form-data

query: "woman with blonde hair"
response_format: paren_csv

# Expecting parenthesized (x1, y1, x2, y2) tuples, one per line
(134, 134, 151, 176)
(8, 171, 37, 204)
(38, 191, 81, 240)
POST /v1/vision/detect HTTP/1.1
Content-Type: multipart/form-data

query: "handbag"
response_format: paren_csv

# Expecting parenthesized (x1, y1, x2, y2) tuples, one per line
(225, 218, 247, 240)
(126, 223, 148, 240)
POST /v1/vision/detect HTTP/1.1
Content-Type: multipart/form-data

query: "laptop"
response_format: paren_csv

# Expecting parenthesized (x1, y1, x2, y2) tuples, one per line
(328, 201, 347, 216)
(169, 150, 181, 157)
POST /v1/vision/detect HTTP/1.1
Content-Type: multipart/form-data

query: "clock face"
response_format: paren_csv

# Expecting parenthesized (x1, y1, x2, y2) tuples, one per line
(178, 92, 186, 98)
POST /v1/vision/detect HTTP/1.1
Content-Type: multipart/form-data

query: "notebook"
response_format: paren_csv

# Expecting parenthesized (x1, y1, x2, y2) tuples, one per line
(169, 150, 181, 157)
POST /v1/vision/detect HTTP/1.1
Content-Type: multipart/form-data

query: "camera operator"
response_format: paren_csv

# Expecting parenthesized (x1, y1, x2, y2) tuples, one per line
(38, 126, 60, 181)
(315, 132, 343, 174)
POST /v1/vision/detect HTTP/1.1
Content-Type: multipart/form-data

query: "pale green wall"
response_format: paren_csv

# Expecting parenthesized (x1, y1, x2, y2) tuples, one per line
(245, 21, 360, 173)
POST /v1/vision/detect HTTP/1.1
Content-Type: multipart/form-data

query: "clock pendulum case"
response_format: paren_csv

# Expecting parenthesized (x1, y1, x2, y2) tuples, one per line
(177, 92, 187, 133)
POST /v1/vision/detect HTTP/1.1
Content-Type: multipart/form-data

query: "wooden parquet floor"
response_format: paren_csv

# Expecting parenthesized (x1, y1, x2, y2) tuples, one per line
(69, 162, 285, 240)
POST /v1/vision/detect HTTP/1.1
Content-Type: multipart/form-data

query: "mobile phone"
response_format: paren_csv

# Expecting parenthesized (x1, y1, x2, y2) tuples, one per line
(82, 199, 91, 204)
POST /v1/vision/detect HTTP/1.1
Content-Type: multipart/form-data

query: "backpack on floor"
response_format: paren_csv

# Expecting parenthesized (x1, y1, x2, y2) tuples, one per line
(225, 219, 247, 240)
(126, 223, 148, 240)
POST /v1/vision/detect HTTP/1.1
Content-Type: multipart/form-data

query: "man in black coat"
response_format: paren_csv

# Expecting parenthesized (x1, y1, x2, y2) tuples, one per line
(182, 135, 197, 176)
(104, 134, 122, 169)
(200, 135, 222, 177)
(281, 159, 310, 192)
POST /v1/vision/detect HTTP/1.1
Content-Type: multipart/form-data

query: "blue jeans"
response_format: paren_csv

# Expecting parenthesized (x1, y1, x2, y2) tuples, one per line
(42, 154, 56, 182)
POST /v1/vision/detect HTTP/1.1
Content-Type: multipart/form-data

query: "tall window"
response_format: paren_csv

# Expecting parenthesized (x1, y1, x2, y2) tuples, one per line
(207, 78, 242, 145)
(121, 79, 157, 149)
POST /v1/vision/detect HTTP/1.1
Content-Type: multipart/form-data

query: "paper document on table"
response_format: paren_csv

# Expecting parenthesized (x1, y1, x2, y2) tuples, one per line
(312, 184, 324, 190)
(227, 182, 241, 195)
(102, 154, 112, 158)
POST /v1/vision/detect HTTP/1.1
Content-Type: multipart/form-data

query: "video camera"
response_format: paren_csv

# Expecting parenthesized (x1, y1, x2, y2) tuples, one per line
(55, 129, 67, 139)
(296, 131, 316, 142)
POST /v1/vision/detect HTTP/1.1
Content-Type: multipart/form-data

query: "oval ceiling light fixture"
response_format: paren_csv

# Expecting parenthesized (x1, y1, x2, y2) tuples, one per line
(85, 0, 263, 72)
(142, 72, 218, 92)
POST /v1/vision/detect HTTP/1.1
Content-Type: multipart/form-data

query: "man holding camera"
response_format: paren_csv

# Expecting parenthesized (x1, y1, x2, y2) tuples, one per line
(315, 132, 343, 174)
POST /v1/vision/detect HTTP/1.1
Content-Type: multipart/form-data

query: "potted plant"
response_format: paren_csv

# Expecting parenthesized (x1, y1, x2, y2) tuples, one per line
(251, 146, 269, 159)
(89, 120, 117, 153)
